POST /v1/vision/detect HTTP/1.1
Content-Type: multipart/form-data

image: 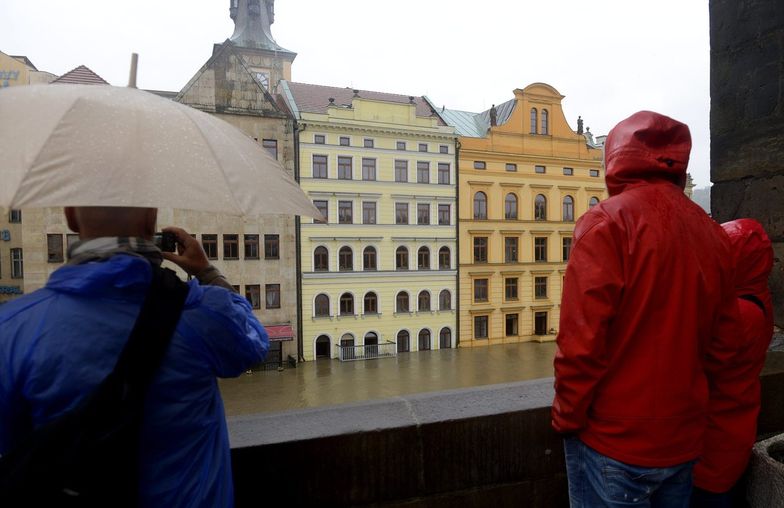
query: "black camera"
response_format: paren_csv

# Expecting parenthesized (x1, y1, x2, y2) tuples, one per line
(154, 231, 177, 252)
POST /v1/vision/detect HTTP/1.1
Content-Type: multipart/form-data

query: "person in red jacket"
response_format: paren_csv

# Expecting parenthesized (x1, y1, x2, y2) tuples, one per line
(552, 111, 740, 507)
(691, 219, 774, 508)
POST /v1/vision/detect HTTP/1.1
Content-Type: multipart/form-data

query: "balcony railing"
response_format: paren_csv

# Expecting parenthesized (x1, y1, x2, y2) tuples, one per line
(337, 341, 397, 361)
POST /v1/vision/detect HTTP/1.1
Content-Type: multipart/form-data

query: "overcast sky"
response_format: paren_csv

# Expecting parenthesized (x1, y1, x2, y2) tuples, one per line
(2, 0, 712, 187)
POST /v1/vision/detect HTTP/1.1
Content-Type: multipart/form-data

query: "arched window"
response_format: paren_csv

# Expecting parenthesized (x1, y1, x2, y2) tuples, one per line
(363, 246, 377, 271)
(439, 327, 452, 349)
(530, 108, 538, 134)
(339, 292, 354, 315)
(505, 193, 518, 219)
(314, 246, 328, 271)
(396, 246, 409, 270)
(439, 289, 452, 310)
(562, 195, 574, 221)
(473, 191, 487, 220)
(315, 335, 330, 359)
(418, 329, 431, 351)
(417, 246, 430, 270)
(541, 109, 549, 135)
(364, 332, 379, 357)
(363, 292, 378, 314)
(438, 246, 451, 269)
(396, 291, 410, 313)
(397, 330, 410, 353)
(418, 291, 431, 312)
(589, 196, 600, 209)
(314, 293, 330, 317)
(340, 333, 355, 360)
(534, 194, 547, 220)
(339, 246, 353, 271)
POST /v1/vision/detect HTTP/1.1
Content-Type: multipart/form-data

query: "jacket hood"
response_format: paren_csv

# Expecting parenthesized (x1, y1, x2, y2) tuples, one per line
(46, 254, 152, 296)
(721, 219, 774, 301)
(605, 111, 692, 196)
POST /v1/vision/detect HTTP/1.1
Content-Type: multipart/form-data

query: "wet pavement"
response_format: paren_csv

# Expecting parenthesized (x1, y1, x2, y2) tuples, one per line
(219, 342, 557, 416)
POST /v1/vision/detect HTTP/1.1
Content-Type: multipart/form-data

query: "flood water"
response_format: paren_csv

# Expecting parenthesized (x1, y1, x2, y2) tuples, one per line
(219, 341, 557, 416)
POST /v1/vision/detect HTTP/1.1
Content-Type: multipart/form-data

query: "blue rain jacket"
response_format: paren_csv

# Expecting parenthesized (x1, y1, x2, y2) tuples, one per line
(0, 254, 268, 507)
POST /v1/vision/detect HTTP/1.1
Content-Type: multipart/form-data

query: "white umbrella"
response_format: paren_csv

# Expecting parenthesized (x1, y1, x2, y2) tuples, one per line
(0, 83, 320, 218)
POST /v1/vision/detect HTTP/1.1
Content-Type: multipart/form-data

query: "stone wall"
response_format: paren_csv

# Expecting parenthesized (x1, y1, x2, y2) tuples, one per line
(710, 0, 784, 325)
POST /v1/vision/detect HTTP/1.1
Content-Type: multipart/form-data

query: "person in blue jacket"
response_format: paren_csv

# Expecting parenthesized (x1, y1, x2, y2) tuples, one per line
(0, 206, 269, 507)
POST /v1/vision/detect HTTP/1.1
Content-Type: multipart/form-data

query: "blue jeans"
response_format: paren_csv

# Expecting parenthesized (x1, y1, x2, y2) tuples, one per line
(564, 436, 694, 507)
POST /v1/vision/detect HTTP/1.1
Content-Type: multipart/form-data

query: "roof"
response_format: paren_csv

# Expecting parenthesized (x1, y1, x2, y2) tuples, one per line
(284, 81, 443, 124)
(426, 96, 517, 138)
(10, 55, 36, 70)
(145, 89, 178, 100)
(51, 65, 109, 85)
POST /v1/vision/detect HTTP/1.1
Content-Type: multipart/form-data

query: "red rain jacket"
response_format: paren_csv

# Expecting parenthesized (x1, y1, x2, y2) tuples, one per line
(693, 219, 774, 492)
(552, 111, 740, 467)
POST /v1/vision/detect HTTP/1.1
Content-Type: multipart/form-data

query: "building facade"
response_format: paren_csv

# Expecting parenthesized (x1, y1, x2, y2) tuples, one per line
(281, 83, 458, 360)
(437, 83, 606, 347)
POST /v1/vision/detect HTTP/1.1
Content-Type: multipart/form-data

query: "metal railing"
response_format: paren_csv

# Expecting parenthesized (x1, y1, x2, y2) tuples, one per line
(337, 341, 398, 362)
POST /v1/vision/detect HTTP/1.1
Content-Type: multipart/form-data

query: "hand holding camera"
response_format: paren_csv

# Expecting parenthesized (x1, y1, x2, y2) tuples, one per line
(159, 227, 210, 276)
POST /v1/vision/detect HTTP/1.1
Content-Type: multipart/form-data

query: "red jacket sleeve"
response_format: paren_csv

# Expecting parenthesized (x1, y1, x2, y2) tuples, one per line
(552, 213, 625, 433)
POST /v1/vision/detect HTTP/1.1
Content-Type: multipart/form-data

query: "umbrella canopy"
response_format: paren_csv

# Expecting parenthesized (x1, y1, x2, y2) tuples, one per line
(0, 84, 320, 218)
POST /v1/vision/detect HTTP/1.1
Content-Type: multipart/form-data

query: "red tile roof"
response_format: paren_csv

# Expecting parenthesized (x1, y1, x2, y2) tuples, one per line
(51, 65, 109, 85)
(286, 82, 443, 124)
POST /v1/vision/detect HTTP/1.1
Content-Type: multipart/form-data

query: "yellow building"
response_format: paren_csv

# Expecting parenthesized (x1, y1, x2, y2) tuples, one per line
(0, 51, 56, 88)
(435, 83, 606, 347)
(281, 83, 457, 360)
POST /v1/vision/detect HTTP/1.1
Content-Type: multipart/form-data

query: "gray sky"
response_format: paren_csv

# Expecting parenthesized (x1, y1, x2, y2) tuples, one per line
(2, 0, 712, 187)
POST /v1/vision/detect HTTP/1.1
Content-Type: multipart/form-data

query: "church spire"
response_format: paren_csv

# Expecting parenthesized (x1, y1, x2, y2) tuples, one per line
(229, 0, 292, 53)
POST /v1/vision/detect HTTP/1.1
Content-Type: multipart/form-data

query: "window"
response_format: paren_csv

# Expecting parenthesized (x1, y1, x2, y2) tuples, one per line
(338, 201, 353, 224)
(541, 109, 549, 135)
(473, 161, 486, 170)
(363, 138, 374, 148)
(534, 237, 548, 262)
(338, 246, 353, 271)
(314, 134, 325, 144)
(10, 248, 23, 279)
(506, 314, 519, 337)
(474, 316, 488, 339)
(66, 234, 79, 251)
(534, 194, 547, 220)
(315, 294, 330, 317)
(312, 155, 328, 178)
(418, 291, 431, 311)
(418, 330, 431, 351)
(265, 284, 281, 309)
(8, 209, 21, 223)
(395, 203, 409, 225)
(439, 145, 449, 154)
(473, 237, 488, 263)
(505, 277, 518, 300)
(504, 237, 518, 262)
(438, 247, 450, 269)
(314, 246, 328, 271)
(506, 163, 517, 172)
(473, 192, 487, 219)
(339, 136, 350, 146)
(338, 156, 352, 180)
(535, 311, 548, 335)
(530, 108, 538, 134)
(396, 246, 409, 270)
(535, 276, 548, 299)
(244, 234, 259, 259)
(474, 278, 488, 302)
(417, 161, 430, 183)
(439, 290, 452, 310)
(505, 193, 518, 219)
(262, 139, 277, 159)
(223, 234, 239, 259)
(362, 202, 377, 224)
(396, 141, 406, 151)
(417, 203, 430, 225)
(563, 167, 574, 176)
(245, 284, 261, 309)
(438, 163, 450, 184)
(363, 246, 377, 271)
(417, 246, 430, 270)
(438, 204, 450, 225)
(202, 234, 218, 259)
(590, 169, 600, 178)
(563, 196, 575, 222)
(340, 293, 354, 315)
(440, 328, 452, 348)
(47, 234, 64, 263)
(263, 234, 279, 259)
(314, 200, 328, 223)
(395, 160, 408, 182)
(364, 292, 378, 314)
(535, 165, 546, 174)
(418, 143, 428, 152)
(396, 291, 410, 313)
(563, 237, 573, 261)
(361, 158, 376, 181)
(589, 196, 600, 208)
(397, 331, 410, 353)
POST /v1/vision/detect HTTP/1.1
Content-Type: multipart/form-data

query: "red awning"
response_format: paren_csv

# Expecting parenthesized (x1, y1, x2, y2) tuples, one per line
(266, 324, 294, 342)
